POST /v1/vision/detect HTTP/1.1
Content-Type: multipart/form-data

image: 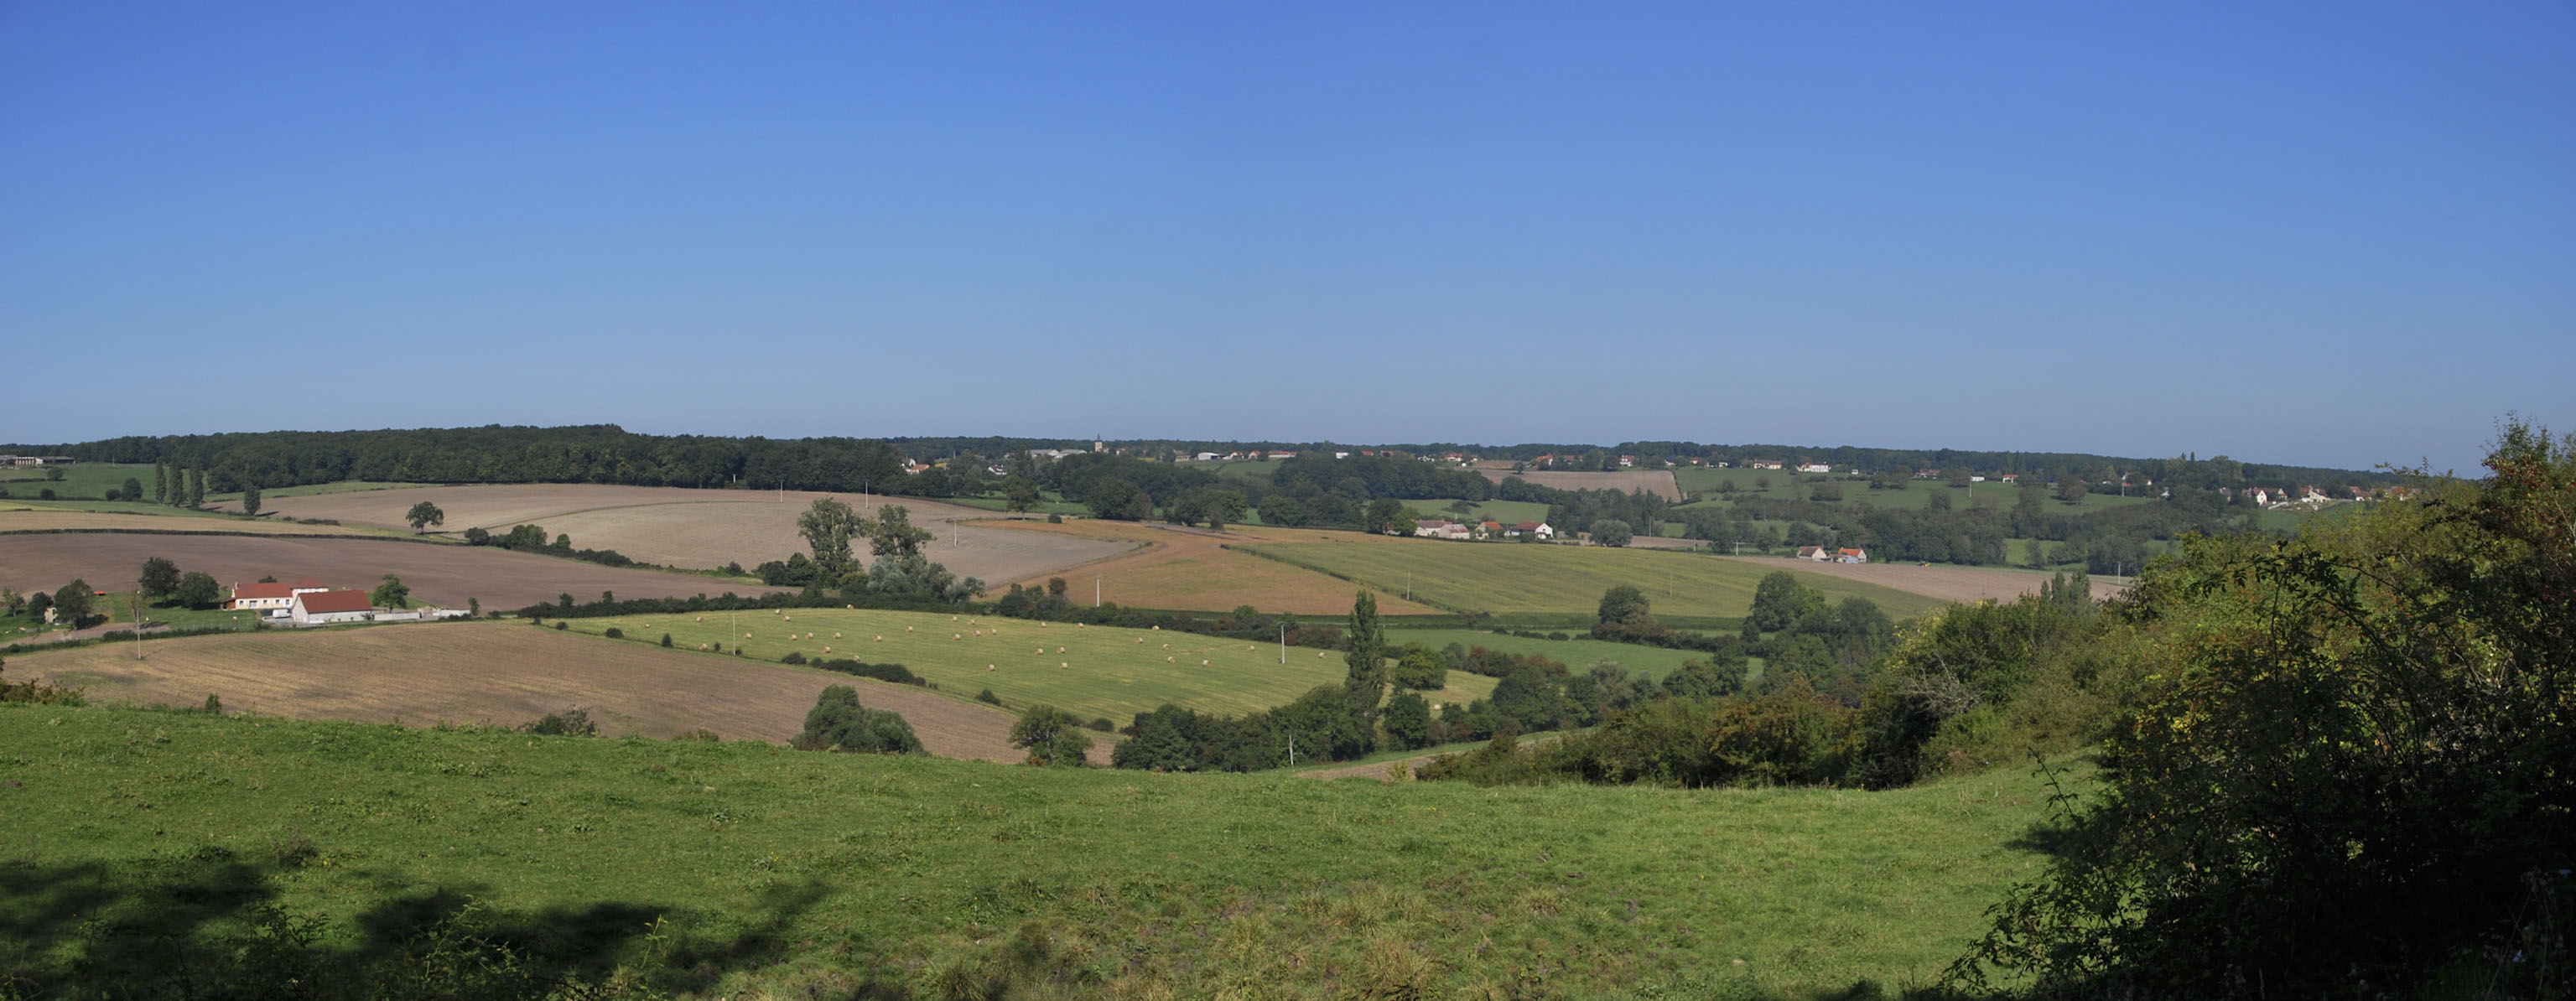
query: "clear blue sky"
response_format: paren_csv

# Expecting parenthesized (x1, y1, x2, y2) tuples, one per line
(4, 3, 2568, 472)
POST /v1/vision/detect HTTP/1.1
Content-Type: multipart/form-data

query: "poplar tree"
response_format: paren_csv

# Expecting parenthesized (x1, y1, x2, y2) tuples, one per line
(153, 463, 168, 505)
(1343, 589, 1385, 705)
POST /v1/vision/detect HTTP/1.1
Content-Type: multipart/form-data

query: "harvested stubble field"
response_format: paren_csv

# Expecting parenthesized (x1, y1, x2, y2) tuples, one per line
(1238, 539, 1947, 621)
(14, 620, 1028, 760)
(0, 508, 383, 537)
(1476, 468, 1682, 500)
(978, 518, 1443, 615)
(1715, 555, 2129, 604)
(564, 606, 1498, 725)
(0, 532, 779, 609)
(260, 484, 1124, 583)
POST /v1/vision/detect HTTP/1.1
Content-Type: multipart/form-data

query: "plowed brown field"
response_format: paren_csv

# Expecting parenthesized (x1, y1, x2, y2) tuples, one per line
(0, 509, 381, 537)
(14, 621, 1036, 761)
(975, 519, 1441, 615)
(0, 533, 780, 609)
(1714, 556, 2128, 604)
(260, 485, 1124, 583)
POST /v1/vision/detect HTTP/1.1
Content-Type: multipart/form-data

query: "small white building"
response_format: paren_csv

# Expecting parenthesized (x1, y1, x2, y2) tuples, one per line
(1797, 463, 1831, 474)
(1509, 521, 1555, 540)
(1796, 546, 1831, 561)
(1413, 519, 1470, 540)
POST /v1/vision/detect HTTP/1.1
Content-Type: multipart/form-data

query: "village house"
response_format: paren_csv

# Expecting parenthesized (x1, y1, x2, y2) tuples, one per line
(1508, 521, 1555, 540)
(1999, 474, 2019, 483)
(228, 578, 329, 617)
(1413, 519, 1471, 540)
(1750, 460, 1784, 470)
(1796, 546, 1830, 561)
(288, 589, 376, 626)
(1837, 547, 1868, 563)
(1797, 463, 1831, 475)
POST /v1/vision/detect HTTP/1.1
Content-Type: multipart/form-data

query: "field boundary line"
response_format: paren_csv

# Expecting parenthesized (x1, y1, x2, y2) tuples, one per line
(1224, 543, 1479, 615)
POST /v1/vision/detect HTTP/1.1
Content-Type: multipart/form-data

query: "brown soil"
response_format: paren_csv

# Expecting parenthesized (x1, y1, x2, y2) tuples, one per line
(1476, 469, 1682, 500)
(0, 510, 381, 537)
(1713, 556, 2129, 604)
(974, 519, 1444, 615)
(15, 621, 1034, 761)
(259, 485, 1124, 583)
(0, 533, 783, 609)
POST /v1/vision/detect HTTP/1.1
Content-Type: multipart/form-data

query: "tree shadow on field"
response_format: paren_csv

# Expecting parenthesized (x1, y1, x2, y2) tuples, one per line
(0, 845, 834, 1000)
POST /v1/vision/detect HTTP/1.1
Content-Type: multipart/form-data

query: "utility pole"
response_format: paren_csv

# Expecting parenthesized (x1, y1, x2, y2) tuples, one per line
(1286, 734, 1296, 768)
(129, 593, 144, 661)
(1278, 622, 1286, 664)
(1094, 575, 1100, 609)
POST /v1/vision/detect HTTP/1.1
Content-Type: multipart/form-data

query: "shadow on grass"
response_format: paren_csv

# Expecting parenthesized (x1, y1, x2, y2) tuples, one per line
(0, 845, 837, 999)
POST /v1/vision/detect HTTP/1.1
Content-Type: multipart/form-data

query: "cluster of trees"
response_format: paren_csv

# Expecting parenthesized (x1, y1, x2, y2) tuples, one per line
(1419, 572, 2100, 790)
(136, 557, 226, 611)
(3, 579, 104, 630)
(791, 685, 922, 754)
(767, 500, 981, 603)
(1108, 592, 1419, 771)
(460, 521, 641, 569)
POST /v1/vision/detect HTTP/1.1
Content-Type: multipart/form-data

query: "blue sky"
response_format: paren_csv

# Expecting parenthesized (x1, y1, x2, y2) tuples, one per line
(3, 3, 2568, 473)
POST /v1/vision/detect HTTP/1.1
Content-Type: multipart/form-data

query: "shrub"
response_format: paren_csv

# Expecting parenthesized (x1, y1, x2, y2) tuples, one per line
(521, 708, 598, 737)
(673, 728, 719, 742)
(200, 693, 222, 714)
(791, 685, 922, 754)
(602, 627, 623, 639)
(1010, 705, 1093, 767)
(1086, 717, 1115, 733)
(813, 659, 922, 686)
(976, 688, 1003, 705)
(660, 633, 673, 647)
(1046, 513, 1063, 523)
(780, 651, 805, 665)
(553, 621, 568, 630)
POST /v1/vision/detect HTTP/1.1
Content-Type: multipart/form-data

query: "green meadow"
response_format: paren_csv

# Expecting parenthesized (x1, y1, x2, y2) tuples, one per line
(1235, 541, 1946, 622)
(1669, 467, 2157, 513)
(1384, 626, 1716, 682)
(0, 702, 2068, 998)
(558, 608, 1498, 724)
(0, 461, 157, 499)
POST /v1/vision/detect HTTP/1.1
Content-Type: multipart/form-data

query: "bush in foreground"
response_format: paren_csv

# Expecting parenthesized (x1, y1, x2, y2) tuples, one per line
(791, 685, 922, 754)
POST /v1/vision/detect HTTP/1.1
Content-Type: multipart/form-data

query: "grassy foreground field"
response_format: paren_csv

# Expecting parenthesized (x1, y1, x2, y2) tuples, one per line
(562, 608, 1498, 724)
(1239, 540, 1947, 621)
(0, 703, 2064, 998)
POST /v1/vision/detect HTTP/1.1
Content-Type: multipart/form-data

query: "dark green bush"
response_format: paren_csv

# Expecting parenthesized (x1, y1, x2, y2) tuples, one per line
(602, 627, 623, 639)
(976, 688, 1003, 706)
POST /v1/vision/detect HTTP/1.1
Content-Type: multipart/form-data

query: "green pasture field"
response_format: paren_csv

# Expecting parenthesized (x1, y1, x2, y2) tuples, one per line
(1383, 626, 1716, 682)
(1204, 458, 1285, 480)
(558, 608, 1498, 725)
(0, 702, 2070, 998)
(1, 498, 250, 521)
(944, 493, 1093, 516)
(1237, 541, 1947, 622)
(1670, 466, 2155, 514)
(210, 480, 439, 501)
(1400, 497, 1551, 526)
(0, 462, 154, 499)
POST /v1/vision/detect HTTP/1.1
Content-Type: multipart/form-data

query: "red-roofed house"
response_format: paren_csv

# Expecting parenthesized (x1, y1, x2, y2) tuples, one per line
(290, 589, 375, 625)
(1836, 547, 1868, 563)
(229, 578, 329, 615)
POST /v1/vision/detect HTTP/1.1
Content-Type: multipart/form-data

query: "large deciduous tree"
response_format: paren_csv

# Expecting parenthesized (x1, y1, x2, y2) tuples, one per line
(406, 500, 444, 532)
(792, 685, 922, 754)
(51, 580, 95, 629)
(369, 574, 410, 609)
(172, 572, 222, 610)
(796, 496, 860, 581)
(137, 558, 181, 601)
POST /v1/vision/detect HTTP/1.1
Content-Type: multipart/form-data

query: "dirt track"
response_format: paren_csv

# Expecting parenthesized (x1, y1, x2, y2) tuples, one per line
(13, 621, 1036, 761)
(1713, 556, 2128, 604)
(0, 533, 782, 609)
(257, 485, 1124, 583)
